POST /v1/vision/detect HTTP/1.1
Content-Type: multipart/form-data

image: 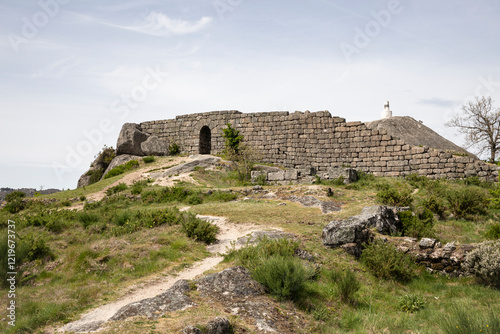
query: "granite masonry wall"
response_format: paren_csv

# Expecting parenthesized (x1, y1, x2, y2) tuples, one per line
(139, 110, 498, 181)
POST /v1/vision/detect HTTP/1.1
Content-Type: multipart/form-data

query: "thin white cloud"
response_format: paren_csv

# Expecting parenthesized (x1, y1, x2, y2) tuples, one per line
(30, 57, 80, 79)
(110, 12, 213, 36)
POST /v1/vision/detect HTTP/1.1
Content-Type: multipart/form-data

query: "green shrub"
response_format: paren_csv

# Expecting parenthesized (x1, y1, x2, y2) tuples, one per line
(143, 156, 155, 163)
(485, 223, 500, 240)
(226, 237, 298, 268)
(489, 186, 500, 209)
(105, 183, 128, 196)
(23, 234, 54, 262)
(181, 216, 219, 244)
(420, 195, 446, 219)
(3, 199, 25, 213)
(405, 174, 429, 189)
(251, 255, 313, 301)
(77, 212, 100, 228)
(131, 184, 142, 195)
(398, 293, 425, 313)
(254, 173, 267, 186)
(463, 239, 500, 287)
(5, 191, 26, 202)
(205, 191, 238, 202)
(86, 169, 104, 184)
(169, 142, 180, 155)
(446, 187, 489, 219)
(222, 123, 243, 154)
(361, 241, 416, 282)
(86, 145, 116, 185)
(79, 195, 86, 201)
(0, 233, 54, 287)
(104, 160, 139, 179)
(376, 187, 413, 206)
(336, 269, 361, 304)
(398, 209, 436, 239)
(185, 194, 203, 205)
(441, 305, 499, 334)
(113, 210, 133, 227)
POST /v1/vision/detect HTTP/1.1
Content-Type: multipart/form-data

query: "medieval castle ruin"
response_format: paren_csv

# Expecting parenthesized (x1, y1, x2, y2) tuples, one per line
(115, 104, 499, 182)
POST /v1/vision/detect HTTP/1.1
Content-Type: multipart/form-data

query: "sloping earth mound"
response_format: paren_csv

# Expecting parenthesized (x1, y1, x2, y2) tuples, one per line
(365, 116, 476, 158)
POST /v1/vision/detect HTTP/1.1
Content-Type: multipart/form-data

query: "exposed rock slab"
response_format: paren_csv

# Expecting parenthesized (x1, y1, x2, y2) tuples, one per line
(149, 155, 222, 179)
(322, 206, 403, 252)
(110, 280, 193, 321)
(285, 195, 341, 214)
(101, 154, 141, 179)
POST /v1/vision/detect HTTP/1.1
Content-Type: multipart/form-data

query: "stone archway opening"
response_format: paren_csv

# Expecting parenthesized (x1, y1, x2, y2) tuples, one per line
(199, 126, 211, 154)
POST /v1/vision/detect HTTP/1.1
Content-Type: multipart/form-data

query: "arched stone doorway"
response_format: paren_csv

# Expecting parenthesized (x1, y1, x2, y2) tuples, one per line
(199, 126, 211, 154)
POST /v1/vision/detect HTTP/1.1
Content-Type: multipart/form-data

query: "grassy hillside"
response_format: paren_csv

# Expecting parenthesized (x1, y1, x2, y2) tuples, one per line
(0, 164, 499, 333)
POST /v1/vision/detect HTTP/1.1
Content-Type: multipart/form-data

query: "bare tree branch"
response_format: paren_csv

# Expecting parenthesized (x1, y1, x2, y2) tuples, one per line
(446, 96, 500, 163)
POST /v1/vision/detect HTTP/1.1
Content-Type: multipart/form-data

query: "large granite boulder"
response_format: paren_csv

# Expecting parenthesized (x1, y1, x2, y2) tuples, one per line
(322, 206, 403, 254)
(116, 123, 149, 156)
(101, 154, 142, 179)
(140, 135, 170, 156)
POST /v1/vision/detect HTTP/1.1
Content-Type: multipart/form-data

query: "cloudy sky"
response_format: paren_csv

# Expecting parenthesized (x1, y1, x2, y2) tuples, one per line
(1, 0, 500, 189)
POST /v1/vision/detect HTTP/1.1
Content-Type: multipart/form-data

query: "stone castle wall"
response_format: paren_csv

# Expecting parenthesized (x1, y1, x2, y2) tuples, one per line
(139, 110, 498, 181)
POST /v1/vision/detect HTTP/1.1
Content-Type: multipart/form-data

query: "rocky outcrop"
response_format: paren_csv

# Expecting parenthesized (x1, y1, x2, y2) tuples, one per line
(388, 237, 475, 277)
(195, 267, 303, 333)
(148, 155, 222, 179)
(116, 123, 149, 156)
(322, 206, 404, 256)
(140, 135, 170, 156)
(286, 195, 341, 214)
(110, 280, 193, 320)
(101, 154, 141, 178)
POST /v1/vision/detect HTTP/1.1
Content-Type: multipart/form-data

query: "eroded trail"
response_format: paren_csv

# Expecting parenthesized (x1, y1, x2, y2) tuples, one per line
(58, 215, 268, 333)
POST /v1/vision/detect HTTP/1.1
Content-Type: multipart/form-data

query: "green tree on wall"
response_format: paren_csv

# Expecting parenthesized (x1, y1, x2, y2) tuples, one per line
(222, 123, 243, 154)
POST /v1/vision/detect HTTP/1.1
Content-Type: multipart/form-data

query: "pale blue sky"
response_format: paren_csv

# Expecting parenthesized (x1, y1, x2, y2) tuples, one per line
(1, 0, 500, 189)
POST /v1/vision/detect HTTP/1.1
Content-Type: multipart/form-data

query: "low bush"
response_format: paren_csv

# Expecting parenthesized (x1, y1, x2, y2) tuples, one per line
(24, 211, 69, 233)
(169, 142, 180, 155)
(441, 305, 499, 334)
(143, 156, 155, 163)
(336, 269, 361, 304)
(398, 209, 436, 239)
(252, 255, 314, 301)
(180, 216, 219, 244)
(3, 199, 25, 213)
(420, 195, 446, 219)
(105, 183, 128, 196)
(77, 212, 100, 228)
(398, 293, 425, 313)
(376, 187, 413, 206)
(0, 233, 54, 287)
(104, 160, 139, 179)
(226, 237, 298, 268)
(205, 191, 238, 202)
(463, 239, 500, 288)
(446, 187, 489, 219)
(488, 186, 500, 209)
(361, 241, 416, 282)
(405, 174, 429, 189)
(485, 223, 500, 240)
(253, 173, 267, 186)
(5, 191, 26, 202)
